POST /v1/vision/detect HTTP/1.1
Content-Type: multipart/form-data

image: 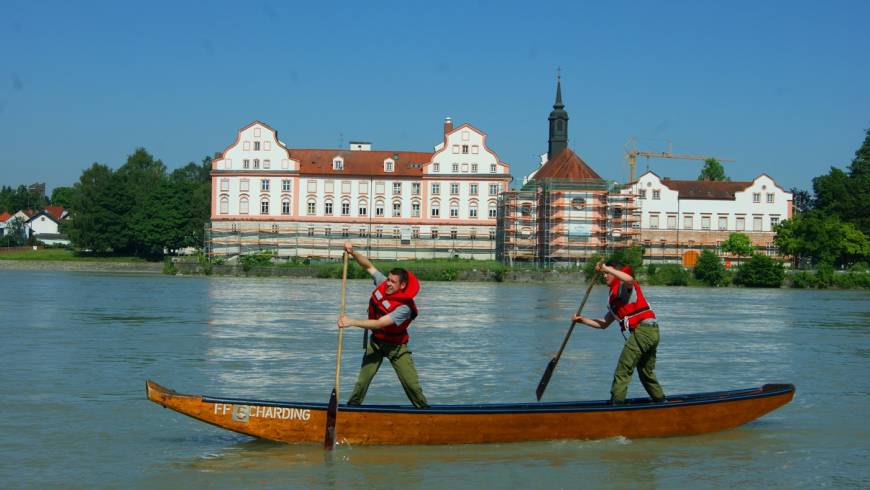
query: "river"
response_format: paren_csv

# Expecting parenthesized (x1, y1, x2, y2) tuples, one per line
(0, 269, 867, 488)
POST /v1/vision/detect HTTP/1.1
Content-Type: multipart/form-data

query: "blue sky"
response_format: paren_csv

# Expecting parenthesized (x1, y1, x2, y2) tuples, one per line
(1, 0, 868, 194)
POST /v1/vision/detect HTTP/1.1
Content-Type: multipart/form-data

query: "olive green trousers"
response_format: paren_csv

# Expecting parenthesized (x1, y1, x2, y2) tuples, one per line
(611, 323, 665, 403)
(348, 336, 429, 408)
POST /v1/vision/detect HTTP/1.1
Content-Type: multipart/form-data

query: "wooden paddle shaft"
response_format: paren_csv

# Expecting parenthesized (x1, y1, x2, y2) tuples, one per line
(334, 252, 349, 392)
(552, 272, 599, 363)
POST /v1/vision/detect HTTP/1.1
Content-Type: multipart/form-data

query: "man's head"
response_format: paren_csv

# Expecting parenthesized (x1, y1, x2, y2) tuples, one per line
(603, 261, 632, 285)
(385, 268, 409, 294)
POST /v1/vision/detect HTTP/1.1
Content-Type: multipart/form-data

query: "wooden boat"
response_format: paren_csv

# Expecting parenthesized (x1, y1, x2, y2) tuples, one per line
(146, 380, 794, 446)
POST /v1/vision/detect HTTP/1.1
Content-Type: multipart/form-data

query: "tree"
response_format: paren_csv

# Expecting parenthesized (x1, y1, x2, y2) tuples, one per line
(789, 187, 813, 214)
(813, 128, 870, 236)
(734, 254, 785, 287)
(693, 249, 728, 286)
(721, 232, 754, 267)
(3, 216, 27, 246)
(698, 158, 730, 181)
(50, 186, 77, 208)
(66, 163, 126, 253)
(774, 211, 870, 268)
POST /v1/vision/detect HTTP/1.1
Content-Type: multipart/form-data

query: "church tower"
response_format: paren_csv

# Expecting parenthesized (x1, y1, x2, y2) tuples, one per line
(547, 73, 569, 159)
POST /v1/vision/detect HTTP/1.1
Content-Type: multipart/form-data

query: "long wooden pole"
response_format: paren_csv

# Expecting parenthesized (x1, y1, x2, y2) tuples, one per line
(324, 252, 349, 450)
(535, 271, 600, 401)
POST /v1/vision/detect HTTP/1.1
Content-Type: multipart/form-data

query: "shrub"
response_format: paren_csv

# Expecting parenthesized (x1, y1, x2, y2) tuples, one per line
(240, 250, 274, 272)
(162, 257, 177, 275)
(693, 250, 728, 286)
(648, 264, 689, 286)
(789, 271, 817, 288)
(734, 254, 784, 287)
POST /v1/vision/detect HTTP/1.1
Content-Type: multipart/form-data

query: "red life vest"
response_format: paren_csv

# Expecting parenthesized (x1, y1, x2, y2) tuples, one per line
(608, 275, 656, 332)
(367, 271, 420, 344)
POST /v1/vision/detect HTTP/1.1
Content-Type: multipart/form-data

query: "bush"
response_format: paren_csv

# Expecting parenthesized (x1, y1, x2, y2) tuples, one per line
(693, 250, 728, 286)
(240, 250, 274, 272)
(815, 263, 835, 288)
(648, 264, 689, 286)
(162, 257, 177, 275)
(734, 254, 784, 287)
(789, 271, 817, 288)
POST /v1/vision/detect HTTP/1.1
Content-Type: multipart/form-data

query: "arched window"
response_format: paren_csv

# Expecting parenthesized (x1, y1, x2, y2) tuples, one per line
(392, 200, 402, 217)
(324, 200, 333, 216)
(307, 199, 316, 215)
(469, 202, 478, 219)
(430, 201, 440, 218)
(411, 200, 421, 217)
(358, 199, 368, 216)
(282, 198, 291, 215)
(239, 196, 249, 215)
(450, 201, 459, 218)
(341, 200, 351, 216)
(488, 201, 497, 218)
(220, 196, 229, 214)
(375, 199, 385, 217)
(260, 198, 269, 215)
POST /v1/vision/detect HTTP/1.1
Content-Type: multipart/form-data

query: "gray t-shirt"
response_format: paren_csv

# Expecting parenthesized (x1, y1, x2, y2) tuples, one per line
(373, 270, 412, 326)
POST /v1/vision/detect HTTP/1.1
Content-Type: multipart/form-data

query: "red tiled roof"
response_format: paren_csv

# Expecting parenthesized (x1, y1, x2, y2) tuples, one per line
(533, 148, 603, 181)
(660, 179, 752, 200)
(0, 212, 11, 222)
(43, 205, 66, 221)
(291, 149, 434, 177)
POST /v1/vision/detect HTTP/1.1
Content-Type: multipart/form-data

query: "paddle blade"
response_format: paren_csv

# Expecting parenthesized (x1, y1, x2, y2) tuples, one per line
(324, 388, 338, 450)
(535, 357, 558, 401)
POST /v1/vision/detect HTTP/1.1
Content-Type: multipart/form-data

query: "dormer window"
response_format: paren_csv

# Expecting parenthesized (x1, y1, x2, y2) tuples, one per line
(384, 159, 394, 172)
(433, 163, 440, 173)
(333, 157, 344, 171)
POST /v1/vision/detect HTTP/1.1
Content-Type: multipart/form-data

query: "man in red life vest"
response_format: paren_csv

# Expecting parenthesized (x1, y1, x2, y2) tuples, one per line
(338, 242, 429, 408)
(573, 261, 666, 404)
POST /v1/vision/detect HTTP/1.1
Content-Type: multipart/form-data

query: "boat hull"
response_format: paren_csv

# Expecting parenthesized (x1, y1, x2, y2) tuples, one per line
(146, 380, 794, 445)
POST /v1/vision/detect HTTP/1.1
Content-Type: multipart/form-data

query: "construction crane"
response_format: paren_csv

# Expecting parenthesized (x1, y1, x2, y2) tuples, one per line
(625, 139, 734, 182)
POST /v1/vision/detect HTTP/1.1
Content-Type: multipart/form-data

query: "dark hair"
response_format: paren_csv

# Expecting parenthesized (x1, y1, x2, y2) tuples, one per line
(606, 260, 633, 276)
(389, 268, 409, 286)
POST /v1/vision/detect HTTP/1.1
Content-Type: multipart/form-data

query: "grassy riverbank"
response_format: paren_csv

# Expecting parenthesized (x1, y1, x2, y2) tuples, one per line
(0, 248, 147, 262)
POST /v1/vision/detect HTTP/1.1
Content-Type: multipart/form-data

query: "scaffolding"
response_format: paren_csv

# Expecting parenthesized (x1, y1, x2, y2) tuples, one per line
(537, 179, 610, 267)
(496, 190, 538, 265)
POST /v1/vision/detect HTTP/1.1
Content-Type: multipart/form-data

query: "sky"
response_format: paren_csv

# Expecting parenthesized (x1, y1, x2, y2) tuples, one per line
(1, 0, 868, 194)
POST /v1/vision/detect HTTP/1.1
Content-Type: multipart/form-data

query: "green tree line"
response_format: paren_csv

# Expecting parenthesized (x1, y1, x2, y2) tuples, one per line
(64, 148, 212, 258)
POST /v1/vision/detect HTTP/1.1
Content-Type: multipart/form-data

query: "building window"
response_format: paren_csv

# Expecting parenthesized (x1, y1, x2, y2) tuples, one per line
(307, 200, 316, 215)
(220, 196, 229, 214)
(650, 214, 659, 229)
(452, 163, 459, 173)
(452, 145, 459, 154)
(450, 202, 459, 218)
(639, 189, 646, 200)
(253, 159, 260, 169)
(359, 181, 368, 194)
(462, 145, 469, 154)
(375, 201, 384, 217)
(412, 202, 420, 217)
(753, 216, 763, 231)
(471, 163, 478, 173)
(469, 203, 478, 218)
(220, 179, 229, 191)
(489, 229, 496, 240)
(488, 203, 497, 218)
(667, 215, 677, 229)
(239, 197, 249, 215)
(263, 159, 270, 169)
(254, 141, 261, 151)
(307, 180, 317, 193)
(325, 180, 334, 194)
(412, 183, 421, 195)
(393, 201, 402, 217)
(766, 193, 775, 204)
(718, 216, 728, 230)
(282, 199, 290, 215)
(358, 202, 367, 216)
(736, 216, 746, 231)
(342, 228, 349, 238)
(359, 228, 367, 237)
(470, 184, 478, 195)
(376, 228, 383, 238)
(771, 216, 780, 228)
(324, 201, 333, 215)
(433, 163, 440, 172)
(261, 179, 270, 192)
(271, 224, 279, 233)
(282, 179, 291, 192)
(701, 216, 711, 230)
(450, 183, 459, 195)
(325, 227, 331, 237)
(431, 183, 440, 194)
(431, 229, 438, 239)
(260, 199, 269, 215)
(489, 184, 498, 195)
(652, 190, 660, 200)
(412, 228, 420, 239)
(342, 181, 351, 194)
(341, 201, 351, 216)
(490, 164, 497, 173)
(333, 158, 344, 170)
(308, 227, 314, 237)
(450, 230, 458, 239)
(375, 182, 385, 194)
(683, 215, 693, 229)
(431, 202, 440, 217)
(243, 159, 250, 169)
(753, 193, 761, 203)
(393, 182, 402, 194)
(384, 161, 394, 172)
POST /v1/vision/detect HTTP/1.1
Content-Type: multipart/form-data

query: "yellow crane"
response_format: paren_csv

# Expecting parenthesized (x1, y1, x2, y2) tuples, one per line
(625, 139, 734, 182)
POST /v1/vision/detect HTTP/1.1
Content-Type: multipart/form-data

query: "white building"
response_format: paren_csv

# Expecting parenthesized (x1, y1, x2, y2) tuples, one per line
(622, 171, 793, 264)
(208, 119, 512, 259)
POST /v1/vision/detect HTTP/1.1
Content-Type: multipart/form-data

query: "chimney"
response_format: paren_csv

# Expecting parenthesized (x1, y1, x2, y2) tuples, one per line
(443, 116, 453, 136)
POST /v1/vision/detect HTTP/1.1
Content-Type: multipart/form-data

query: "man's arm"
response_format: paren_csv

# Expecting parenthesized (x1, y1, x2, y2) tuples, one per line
(338, 314, 395, 330)
(572, 312, 616, 330)
(345, 241, 378, 277)
(596, 262, 634, 290)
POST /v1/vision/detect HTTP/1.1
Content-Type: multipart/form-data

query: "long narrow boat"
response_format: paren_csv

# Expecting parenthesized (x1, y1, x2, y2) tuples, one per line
(146, 380, 794, 445)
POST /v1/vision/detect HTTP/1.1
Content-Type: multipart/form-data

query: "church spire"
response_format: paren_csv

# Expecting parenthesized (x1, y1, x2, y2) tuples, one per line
(548, 70, 569, 159)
